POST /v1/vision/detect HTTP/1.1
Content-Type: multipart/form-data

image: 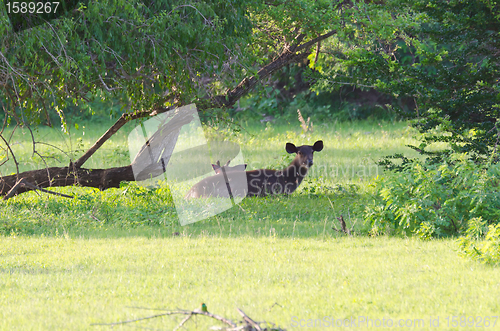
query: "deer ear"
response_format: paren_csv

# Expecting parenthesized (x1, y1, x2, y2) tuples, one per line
(212, 160, 221, 169)
(313, 140, 324, 152)
(286, 143, 298, 154)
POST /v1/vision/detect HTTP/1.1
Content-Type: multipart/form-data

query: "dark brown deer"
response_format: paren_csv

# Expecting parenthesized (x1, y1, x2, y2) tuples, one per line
(184, 140, 323, 199)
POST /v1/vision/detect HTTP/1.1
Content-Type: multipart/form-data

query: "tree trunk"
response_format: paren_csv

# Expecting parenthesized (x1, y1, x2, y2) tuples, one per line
(1, 165, 134, 196)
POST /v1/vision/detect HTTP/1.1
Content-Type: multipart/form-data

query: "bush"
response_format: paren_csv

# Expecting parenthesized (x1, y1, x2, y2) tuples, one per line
(458, 218, 500, 265)
(364, 155, 500, 238)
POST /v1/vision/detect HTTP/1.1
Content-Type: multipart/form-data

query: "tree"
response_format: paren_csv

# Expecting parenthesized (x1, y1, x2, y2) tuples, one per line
(0, 0, 341, 198)
(313, 0, 500, 164)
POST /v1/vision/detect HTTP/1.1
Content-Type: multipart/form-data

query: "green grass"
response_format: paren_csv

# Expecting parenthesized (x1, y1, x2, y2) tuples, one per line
(2, 118, 497, 330)
(2, 236, 500, 330)
(1, 118, 421, 237)
(1, 118, 420, 177)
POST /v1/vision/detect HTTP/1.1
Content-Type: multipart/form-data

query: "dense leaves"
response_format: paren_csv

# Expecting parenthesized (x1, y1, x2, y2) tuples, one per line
(314, 0, 500, 162)
(365, 155, 500, 238)
(458, 218, 500, 266)
(1, 0, 255, 127)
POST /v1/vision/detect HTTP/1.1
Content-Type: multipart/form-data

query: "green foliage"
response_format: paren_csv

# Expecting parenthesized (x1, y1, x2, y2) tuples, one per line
(46, 96, 126, 127)
(288, 91, 395, 122)
(1, 0, 255, 126)
(234, 87, 396, 124)
(0, 181, 177, 236)
(365, 155, 500, 238)
(458, 218, 500, 265)
(314, 0, 500, 162)
(249, 0, 342, 60)
(238, 87, 281, 120)
(1, 0, 344, 129)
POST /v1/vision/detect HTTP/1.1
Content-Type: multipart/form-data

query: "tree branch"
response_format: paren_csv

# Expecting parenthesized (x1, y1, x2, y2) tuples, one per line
(91, 309, 237, 328)
(3, 178, 74, 200)
(72, 106, 177, 168)
(202, 30, 337, 110)
(0, 165, 134, 197)
(295, 30, 337, 52)
(3, 31, 339, 196)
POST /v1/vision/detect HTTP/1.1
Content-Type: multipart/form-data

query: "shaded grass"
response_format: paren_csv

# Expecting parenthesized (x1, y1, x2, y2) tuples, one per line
(0, 182, 368, 238)
(1, 236, 500, 330)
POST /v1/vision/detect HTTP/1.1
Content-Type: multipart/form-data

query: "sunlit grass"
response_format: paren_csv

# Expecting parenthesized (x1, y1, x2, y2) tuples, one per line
(0, 119, 136, 175)
(1, 118, 421, 179)
(1, 236, 500, 330)
(1, 118, 498, 330)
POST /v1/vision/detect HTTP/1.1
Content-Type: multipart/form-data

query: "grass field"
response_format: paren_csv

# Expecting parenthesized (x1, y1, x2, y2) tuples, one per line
(1, 118, 498, 330)
(2, 236, 500, 330)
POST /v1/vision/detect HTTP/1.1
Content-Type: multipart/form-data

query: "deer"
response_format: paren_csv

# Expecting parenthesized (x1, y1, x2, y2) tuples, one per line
(184, 140, 323, 199)
(212, 160, 247, 174)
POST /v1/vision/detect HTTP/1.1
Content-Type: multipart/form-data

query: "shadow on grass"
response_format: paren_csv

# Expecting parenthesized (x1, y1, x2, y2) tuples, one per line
(0, 185, 374, 239)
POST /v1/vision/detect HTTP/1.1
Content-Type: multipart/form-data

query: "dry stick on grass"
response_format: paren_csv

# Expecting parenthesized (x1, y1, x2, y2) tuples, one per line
(3, 178, 74, 200)
(331, 215, 352, 236)
(268, 302, 283, 312)
(334, 211, 357, 236)
(92, 306, 286, 330)
(327, 197, 355, 236)
(336, 215, 350, 236)
(237, 307, 262, 331)
(174, 312, 195, 331)
(91, 309, 237, 328)
(236, 307, 286, 331)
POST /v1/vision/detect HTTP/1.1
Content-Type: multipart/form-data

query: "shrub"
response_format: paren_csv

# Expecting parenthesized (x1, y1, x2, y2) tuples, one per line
(364, 155, 500, 238)
(457, 218, 500, 265)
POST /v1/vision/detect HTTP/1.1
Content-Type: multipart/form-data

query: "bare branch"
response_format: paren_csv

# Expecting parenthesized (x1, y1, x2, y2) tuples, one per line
(314, 40, 321, 63)
(91, 309, 237, 328)
(237, 308, 262, 331)
(72, 106, 176, 168)
(295, 30, 337, 52)
(3, 178, 74, 200)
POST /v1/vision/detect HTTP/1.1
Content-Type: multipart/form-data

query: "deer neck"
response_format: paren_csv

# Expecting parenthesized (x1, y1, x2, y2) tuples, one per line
(283, 156, 308, 184)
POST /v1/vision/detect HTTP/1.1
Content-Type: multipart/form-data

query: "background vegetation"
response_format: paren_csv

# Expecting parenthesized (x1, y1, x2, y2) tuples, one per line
(1, 0, 500, 328)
